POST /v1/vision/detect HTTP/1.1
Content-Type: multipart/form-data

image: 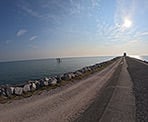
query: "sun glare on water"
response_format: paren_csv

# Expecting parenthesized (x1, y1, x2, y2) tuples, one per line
(130, 55, 142, 60)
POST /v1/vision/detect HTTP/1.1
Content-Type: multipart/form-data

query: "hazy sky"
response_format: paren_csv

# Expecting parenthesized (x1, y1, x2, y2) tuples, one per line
(0, 0, 148, 61)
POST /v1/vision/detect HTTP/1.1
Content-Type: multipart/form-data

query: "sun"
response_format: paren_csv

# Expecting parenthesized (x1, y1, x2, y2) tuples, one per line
(123, 18, 132, 28)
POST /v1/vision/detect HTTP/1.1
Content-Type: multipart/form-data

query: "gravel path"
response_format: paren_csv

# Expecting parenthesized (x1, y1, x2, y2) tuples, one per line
(100, 58, 136, 122)
(126, 57, 148, 122)
(75, 57, 136, 122)
(0, 59, 121, 122)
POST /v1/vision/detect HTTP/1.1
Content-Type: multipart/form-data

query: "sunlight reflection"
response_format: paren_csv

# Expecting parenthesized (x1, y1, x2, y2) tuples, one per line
(130, 55, 142, 60)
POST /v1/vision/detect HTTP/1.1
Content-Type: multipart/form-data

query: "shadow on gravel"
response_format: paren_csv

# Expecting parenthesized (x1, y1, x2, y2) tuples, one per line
(126, 57, 148, 122)
(74, 60, 123, 122)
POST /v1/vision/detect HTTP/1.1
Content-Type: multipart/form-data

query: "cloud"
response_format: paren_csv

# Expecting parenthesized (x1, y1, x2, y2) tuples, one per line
(114, 0, 136, 27)
(91, 0, 101, 8)
(140, 32, 148, 36)
(5, 40, 12, 44)
(16, 29, 27, 37)
(30, 36, 38, 41)
(94, 0, 140, 44)
(28, 44, 38, 49)
(20, 5, 42, 18)
(18, 1, 62, 25)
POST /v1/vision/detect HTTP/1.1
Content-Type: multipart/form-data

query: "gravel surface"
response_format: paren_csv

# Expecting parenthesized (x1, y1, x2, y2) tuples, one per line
(126, 57, 148, 122)
(74, 59, 122, 122)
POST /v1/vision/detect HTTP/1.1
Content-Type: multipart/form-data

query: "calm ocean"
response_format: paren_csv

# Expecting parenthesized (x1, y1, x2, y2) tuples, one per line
(139, 56, 148, 61)
(0, 56, 147, 85)
(0, 56, 114, 85)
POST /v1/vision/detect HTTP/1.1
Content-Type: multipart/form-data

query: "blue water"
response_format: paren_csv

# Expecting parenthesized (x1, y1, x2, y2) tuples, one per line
(141, 56, 148, 61)
(0, 56, 115, 85)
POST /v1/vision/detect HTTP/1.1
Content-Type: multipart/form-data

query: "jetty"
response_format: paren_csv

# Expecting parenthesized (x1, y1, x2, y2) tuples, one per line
(0, 56, 148, 122)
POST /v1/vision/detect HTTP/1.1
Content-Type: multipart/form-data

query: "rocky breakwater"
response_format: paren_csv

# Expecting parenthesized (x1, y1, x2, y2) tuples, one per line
(0, 57, 120, 101)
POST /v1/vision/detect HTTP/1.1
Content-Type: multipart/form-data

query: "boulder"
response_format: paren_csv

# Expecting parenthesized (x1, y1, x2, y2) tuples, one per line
(30, 83, 36, 91)
(83, 67, 88, 72)
(14, 87, 23, 95)
(34, 80, 40, 89)
(96, 64, 101, 68)
(87, 67, 92, 71)
(75, 71, 83, 77)
(39, 79, 49, 87)
(10, 87, 15, 94)
(27, 80, 33, 84)
(39, 80, 45, 87)
(43, 81, 49, 86)
(56, 75, 63, 83)
(23, 84, 31, 93)
(70, 73, 75, 78)
(50, 78, 57, 85)
(44, 77, 49, 81)
(5, 86, 14, 97)
(78, 69, 84, 73)
(0, 87, 6, 96)
(61, 73, 72, 81)
(0, 87, 2, 95)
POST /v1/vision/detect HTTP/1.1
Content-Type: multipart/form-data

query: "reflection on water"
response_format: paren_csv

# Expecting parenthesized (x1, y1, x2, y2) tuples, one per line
(129, 55, 148, 61)
(130, 55, 142, 60)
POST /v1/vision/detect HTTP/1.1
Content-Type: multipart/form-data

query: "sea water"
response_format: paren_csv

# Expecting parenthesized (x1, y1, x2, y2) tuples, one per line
(0, 56, 115, 85)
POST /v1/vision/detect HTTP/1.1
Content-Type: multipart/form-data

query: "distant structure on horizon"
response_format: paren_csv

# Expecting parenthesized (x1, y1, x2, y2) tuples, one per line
(56, 58, 62, 63)
(123, 52, 127, 57)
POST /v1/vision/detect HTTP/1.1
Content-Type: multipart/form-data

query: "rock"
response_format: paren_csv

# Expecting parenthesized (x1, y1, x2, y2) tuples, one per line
(39, 79, 49, 87)
(39, 80, 45, 87)
(61, 73, 72, 81)
(23, 84, 31, 93)
(10, 87, 15, 94)
(75, 71, 83, 77)
(0, 87, 2, 95)
(0, 86, 6, 96)
(27, 80, 33, 84)
(90, 66, 95, 71)
(34, 80, 40, 89)
(0, 85, 14, 97)
(96, 64, 101, 68)
(87, 67, 91, 71)
(30, 83, 36, 91)
(43, 81, 49, 86)
(70, 73, 75, 78)
(5, 86, 14, 97)
(50, 78, 57, 85)
(83, 67, 88, 72)
(78, 69, 84, 73)
(44, 77, 49, 81)
(56, 75, 63, 83)
(14, 87, 23, 95)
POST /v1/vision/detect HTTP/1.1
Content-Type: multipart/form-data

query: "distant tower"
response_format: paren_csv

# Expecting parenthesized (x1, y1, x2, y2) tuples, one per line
(123, 52, 127, 57)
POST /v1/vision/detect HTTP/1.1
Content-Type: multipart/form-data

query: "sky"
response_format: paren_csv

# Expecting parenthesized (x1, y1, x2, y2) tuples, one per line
(0, 0, 148, 61)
